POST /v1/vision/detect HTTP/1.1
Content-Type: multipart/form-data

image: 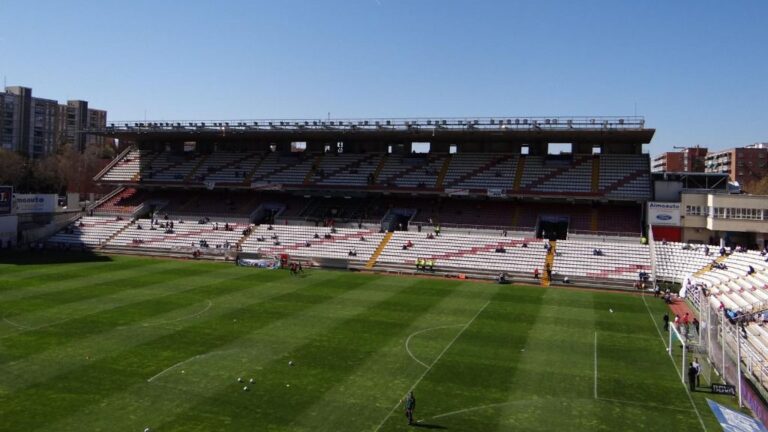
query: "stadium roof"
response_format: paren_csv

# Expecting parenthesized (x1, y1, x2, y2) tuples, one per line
(92, 116, 655, 144)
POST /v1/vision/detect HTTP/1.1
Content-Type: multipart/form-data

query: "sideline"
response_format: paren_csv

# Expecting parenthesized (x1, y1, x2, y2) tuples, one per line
(642, 292, 708, 431)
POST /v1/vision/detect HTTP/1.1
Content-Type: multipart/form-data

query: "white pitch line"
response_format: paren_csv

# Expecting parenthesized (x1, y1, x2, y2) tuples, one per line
(3, 314, 34, 330)
(430, 396, 695, 420)
(404, 324, 465, 368)
(373, 300, 490, 432)
(642, 293, 707, 432)
(594, 331, 598, 399)
(146, 352, 209, 383)
(597, 396, 695, 412)
(142, 299, 213, 327)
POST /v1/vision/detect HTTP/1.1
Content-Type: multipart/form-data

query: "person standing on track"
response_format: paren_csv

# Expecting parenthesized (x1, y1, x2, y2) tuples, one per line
(663, 313, 670, 332)
(687, 362, 697, 391)
(404, 391, 416, 425)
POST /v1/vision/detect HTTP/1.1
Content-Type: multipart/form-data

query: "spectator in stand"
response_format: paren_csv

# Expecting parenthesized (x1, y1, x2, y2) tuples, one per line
(533, 268, 540, 280)
(704, 245, 710, 256)
(748, 265, 756, 276)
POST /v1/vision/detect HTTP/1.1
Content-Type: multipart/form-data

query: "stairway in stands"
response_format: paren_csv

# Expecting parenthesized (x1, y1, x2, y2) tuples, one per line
(184, 154, 211, 183)
(435, 155, 453, 189)
(443, 154, 514, 189)
(513, 155, 526, 192)
(591, 155, 600, 193)
(541, 240, 556, 287)
(303, 154, 324, 185)
(366, 231, 394, 269)
(695, 254, 729, 277)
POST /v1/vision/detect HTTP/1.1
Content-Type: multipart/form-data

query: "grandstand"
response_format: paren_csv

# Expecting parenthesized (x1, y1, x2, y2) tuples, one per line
(44, 116, 661, 287)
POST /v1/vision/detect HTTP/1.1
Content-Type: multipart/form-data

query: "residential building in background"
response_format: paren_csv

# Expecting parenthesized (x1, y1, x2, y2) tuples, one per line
(652, 146, 708, 173)
(705, 143, 768, 186)
(0, 86, 107, 158)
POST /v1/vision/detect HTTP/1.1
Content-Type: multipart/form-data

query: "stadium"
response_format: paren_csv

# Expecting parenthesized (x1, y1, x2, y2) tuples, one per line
(2, 113, 767, 430)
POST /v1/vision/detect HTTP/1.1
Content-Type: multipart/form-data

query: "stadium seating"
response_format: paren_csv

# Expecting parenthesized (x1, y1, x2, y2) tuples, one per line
(654, 242, 714, 282)
(442, 153, 518, 190)
(109, 218, 249, 252)
(375, 231, 547, 275)
(194, 151, 266, 184)
(47, 216, 132, 247)
(599, 154, 651, 199)
(553, 240, 651, 281)
(519, 155, 594, 193)
(311, 153, 380, 186)
(376, 154, 445, 188)
(240, 225, 385, 262)
(99, 149, 155, 182)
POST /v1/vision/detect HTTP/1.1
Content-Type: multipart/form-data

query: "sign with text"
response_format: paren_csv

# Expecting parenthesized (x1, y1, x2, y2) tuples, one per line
(707, 399, 768, 432)
(13, 194, 57, 214)
(712, 383, 737, 396)
(0, 186, 12, 215)
(648, 201, 681, 227)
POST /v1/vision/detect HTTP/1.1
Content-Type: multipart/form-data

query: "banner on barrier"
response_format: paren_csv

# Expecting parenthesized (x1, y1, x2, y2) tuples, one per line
(0, 186, 12, 215)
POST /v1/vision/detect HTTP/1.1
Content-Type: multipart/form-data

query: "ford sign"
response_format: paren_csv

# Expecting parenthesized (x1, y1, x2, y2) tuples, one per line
(657, 214, 672, 221)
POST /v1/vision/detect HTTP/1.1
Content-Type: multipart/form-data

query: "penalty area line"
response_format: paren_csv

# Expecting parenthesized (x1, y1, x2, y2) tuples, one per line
(642, 293, 707, 432)
(373, 300, 490, 432)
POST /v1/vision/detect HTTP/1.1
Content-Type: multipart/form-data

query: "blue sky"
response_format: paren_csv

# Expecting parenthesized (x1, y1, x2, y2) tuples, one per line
(1, 0, 766, 155)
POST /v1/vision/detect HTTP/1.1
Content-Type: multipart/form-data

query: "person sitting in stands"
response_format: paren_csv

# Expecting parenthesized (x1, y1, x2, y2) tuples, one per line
(324, 233, 332, 239)
(498, 273, 508, 284)
(225, 223, 230, 231)
(257, 236, 265, 242)
(79, 221, 85, 227)
(428, 259, 434, 271)
(359, 236, 366, 241)
(534, 268, 540, 279)
(267, 225, 274, 231)
(305, 240, 311, 247)
(522, 242, 528, 248)
(402, 244, 408, 250)
(137, 224, 142, 230)
(314, 233, 320, 239)
(331, 227, 338, 234)
(416, 258, 423, 270)
(273, 240, 281, 246)
(495, 245, 506, 253)
(406, 240, 414, 248)
(426, 233, 435, 239)
(563, 276, 571, 284)
(748, 265, 756, 276)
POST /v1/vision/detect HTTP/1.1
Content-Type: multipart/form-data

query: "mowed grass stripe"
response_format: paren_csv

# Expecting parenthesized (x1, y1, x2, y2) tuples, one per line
(0, 257, 176, 303)
(0, 268, 336, 385)
(36, 276, 433, 432)
(290, 281, 499, 432)
(0, 271, 353, 430)
(0, 252, 118, 279)
(0, 260, 210, 325)
(152, 278, 461, 431)
(372, 286, 548, 431)
(0, 267, 291, 362)
(0, 261, 239, 339)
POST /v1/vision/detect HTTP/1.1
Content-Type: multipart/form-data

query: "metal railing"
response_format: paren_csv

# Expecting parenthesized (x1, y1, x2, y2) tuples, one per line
(92, 116, 647, 134)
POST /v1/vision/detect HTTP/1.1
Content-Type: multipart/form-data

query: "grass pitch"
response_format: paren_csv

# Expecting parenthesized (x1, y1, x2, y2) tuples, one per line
(0, 252, 743, 431)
